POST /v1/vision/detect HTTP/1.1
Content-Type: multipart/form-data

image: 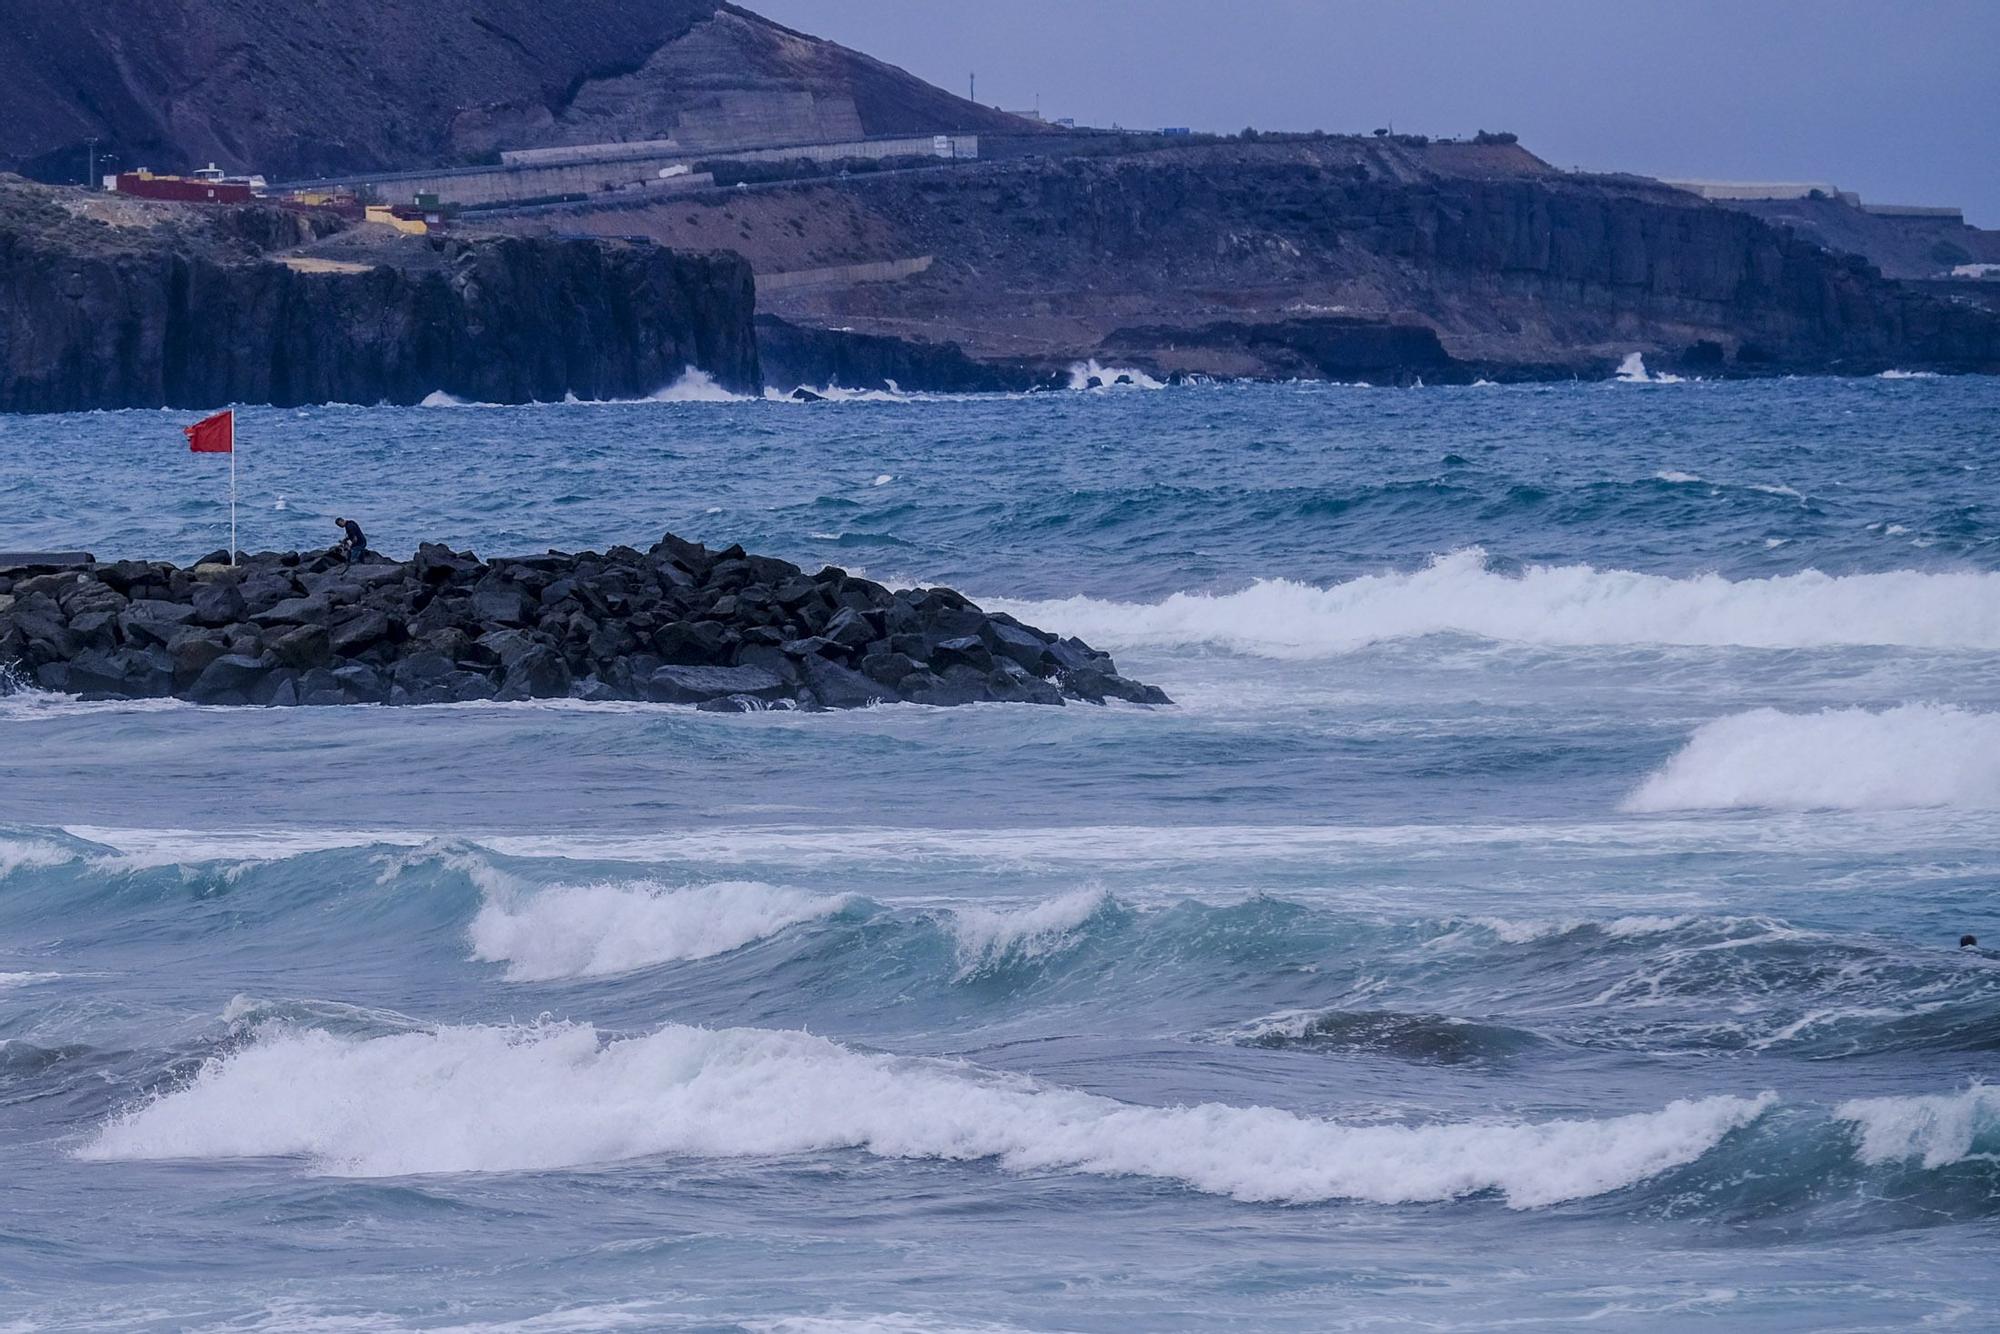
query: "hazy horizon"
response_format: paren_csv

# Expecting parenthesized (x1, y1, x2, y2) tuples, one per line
(760, 0, 2000, 228)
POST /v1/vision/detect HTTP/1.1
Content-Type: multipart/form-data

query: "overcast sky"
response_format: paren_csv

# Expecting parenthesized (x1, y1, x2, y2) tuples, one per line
(758, 1, 2000, 226)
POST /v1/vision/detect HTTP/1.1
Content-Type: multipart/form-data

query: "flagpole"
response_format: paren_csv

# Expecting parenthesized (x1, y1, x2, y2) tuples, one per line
(229, 418, 238, 567)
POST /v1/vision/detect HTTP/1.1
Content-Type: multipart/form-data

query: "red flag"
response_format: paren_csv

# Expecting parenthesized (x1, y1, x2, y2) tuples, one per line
(183, 409, 234, 454)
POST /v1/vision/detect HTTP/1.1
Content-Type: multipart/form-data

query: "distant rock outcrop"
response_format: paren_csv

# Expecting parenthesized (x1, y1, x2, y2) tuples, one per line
(0, 538, 1167, 711)
(0, 177, 758, 412)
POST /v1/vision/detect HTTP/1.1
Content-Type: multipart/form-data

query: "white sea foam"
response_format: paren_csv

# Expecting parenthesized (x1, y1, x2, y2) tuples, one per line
(79, 1020, 1773, 1205)
(1615, 353, 1684, 384)
(61, 809, 2000, 877)
(1834, 1085, 2000, 1169)
(646, 368, 752, 403)
(0, 971, 63, 989)
(1877, 369, 1941, 380)
(468, 879, 849, 981)
(1654, 470, 1704, 484)
(1626, 705, 2000, 812)
(1066, 360, 1165, 391)
(989, 549, 2000, 657)
(947, 889, 1109, 969)
(0, 837, 76, 877)
(418, 390, 473, 408)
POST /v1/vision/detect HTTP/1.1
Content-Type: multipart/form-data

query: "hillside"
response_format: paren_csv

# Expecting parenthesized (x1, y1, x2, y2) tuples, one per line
(516, 136, 2000, 384)
(0, 1, 1034, 183)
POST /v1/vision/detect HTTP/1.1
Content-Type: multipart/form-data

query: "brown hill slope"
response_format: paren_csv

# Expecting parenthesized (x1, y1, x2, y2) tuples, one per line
(0, 1, 1032, 183)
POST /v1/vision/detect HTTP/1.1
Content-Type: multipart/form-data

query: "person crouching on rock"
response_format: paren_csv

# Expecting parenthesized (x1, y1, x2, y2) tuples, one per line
(334, 516, 368, 566)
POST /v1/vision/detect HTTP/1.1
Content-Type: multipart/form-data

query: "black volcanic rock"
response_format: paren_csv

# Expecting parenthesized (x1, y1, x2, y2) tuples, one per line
(0, 178, 760, 413)
(0, 538, 1168, 712)
(755, 315, 1058, 395)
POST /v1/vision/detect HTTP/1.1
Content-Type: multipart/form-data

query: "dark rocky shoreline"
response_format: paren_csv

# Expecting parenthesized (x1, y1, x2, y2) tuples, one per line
(0, 538, 1166, 711)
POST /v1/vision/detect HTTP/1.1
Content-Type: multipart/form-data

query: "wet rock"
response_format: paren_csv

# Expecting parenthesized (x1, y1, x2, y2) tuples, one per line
(647, 664, 788, 705)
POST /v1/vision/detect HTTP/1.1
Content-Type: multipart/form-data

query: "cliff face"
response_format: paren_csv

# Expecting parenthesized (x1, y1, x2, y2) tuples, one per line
(0, 179, 758, 413)
(0, 0, 1036, 183)
(572, 139, 2000, 380)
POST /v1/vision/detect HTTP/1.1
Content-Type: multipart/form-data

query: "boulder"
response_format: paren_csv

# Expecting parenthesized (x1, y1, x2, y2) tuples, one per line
(647, 664, 789, 705)
(328, 609, 393, 657)
(167, 627, 230, 686)
(268, 623, 332, 670)
(497, 645, 572, 700)
(252, 596, 330, 628)
(800, 657, 893, 710)
(654, 620, 732, 665)
(190, 582, 246, 627)
(471, 580, 536, 627)
(932, 636, 994, 673)
(186, 653, 272, 705)
(332, 662, 389, 704)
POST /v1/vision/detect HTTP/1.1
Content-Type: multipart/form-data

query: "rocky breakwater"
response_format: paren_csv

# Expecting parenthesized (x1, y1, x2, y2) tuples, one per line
(0, 539, 1166, 711)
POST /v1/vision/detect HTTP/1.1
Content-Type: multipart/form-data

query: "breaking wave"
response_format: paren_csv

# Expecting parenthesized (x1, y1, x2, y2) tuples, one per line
(1627, 705, 2000, 812)
(1066, 361, 1165, 391)
(992, 550, 2000, 656)
(946, 889, 1113, 973)
(468, 878, 852, 981)
(1835, 1085, 2000, 1169)
(646, 368, 754, 403)
(79, 1018, 1773, 1207)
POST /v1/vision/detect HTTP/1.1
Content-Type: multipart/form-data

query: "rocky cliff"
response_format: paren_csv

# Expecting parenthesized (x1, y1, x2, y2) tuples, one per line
(566, 138, 2000, 382)
(0, 0, 1036, 183)
(0, 178, 758, 412)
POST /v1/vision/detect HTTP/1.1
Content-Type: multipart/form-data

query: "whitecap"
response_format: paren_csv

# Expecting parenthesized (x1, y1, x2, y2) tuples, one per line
(1834, 1084, 2000, 1168)
(79, 1020, 1776, 1205)
(468, 879, 850, 981)
(947, 889, 1110, 970)
(987, 550, 2000, 657)
(1626, 705, 2000, 812)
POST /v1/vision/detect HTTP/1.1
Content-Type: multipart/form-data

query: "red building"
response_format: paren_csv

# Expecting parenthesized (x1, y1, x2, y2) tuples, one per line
(112, 166, 255, 205)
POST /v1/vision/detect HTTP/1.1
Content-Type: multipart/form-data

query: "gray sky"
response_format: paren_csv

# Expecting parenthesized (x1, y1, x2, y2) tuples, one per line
(758, 1, 2000, 227)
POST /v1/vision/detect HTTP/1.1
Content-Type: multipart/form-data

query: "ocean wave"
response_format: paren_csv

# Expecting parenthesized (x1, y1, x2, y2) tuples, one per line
(1835, 1085, 2000, 1169)
(79, 1019, 1772, 1206)
(0, 835, 79, 877)
(989, 550, 2000, 657)
(1627, 705, 2000, 811)
(946, 889, 1114, 974)
(468, 878, 852, 981)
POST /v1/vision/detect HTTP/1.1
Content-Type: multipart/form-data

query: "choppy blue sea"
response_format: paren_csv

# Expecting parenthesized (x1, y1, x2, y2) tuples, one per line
(2, 373, 1998, 1331)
